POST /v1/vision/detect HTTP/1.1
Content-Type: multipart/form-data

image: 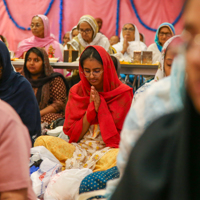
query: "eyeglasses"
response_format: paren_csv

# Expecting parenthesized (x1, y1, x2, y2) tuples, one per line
(81, 70, 104, 77)
(123, 27, 135, 31)
(79, 29, 92, 34)
(30, 24, 42, 28)
(159, 32, 172, 37)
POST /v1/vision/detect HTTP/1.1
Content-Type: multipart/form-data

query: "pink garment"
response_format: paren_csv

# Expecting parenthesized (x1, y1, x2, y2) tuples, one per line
(0, 0, 184, 51)
(0, 100, 36, 199)
(15, 14, 63, 74)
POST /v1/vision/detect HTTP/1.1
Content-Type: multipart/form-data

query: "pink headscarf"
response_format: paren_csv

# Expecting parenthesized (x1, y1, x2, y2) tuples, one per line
(15, 14, 63, 74)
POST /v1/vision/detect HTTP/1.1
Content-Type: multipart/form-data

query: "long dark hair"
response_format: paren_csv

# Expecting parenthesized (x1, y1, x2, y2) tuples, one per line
(24, 47, 45, 78)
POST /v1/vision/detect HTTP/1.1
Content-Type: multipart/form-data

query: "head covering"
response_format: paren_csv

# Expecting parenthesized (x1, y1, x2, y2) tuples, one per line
(0, 41, 41, 140)
(120, 23, 140, 43)
(63, 46, 133, 148)
(77, 15, 99, 39)
(70, 26, 78, 40)
(15, 14, 63, 61)
(155, 35, 181, 81)
(23, 47, 69, 110)
(155, 22, 175, 52)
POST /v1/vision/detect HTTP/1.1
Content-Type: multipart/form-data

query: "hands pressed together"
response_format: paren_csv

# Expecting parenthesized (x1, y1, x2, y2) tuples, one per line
(90, 86, 101, 112)
(121, 36, 129, 55)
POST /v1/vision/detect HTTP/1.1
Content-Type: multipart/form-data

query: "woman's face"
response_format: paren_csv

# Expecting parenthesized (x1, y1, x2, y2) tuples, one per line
(83, 58, 104, 92)
(158, 27, 172, 46)
(31, 17, 44, 38)
(72, 29, 79, 38)
(164, 46, 175, 77)
(122, 24, 135, 42)
(79, 22, 94, 43)
(63, 33, 70, 44)
(26, 52, 43, 77)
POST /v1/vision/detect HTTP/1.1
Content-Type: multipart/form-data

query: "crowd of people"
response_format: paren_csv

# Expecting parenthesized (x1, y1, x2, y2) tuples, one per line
(1, 0, 200, 199)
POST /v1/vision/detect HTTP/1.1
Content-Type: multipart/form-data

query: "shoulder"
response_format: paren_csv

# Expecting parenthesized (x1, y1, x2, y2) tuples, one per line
(0, 100, 27, 131)
(17, 37, 33, 47)
(50, 75, 65, 86)
(69, 81, 84, 96)
(128, 110, 184, 178)
(147, 43, 157, 50)
(133, 80, 155, 103)
(139, 41, 147, 49)
(15, 73, 34, 93)
(99, 33, 109, 42)
(136, 110, 182, 150)
(68, 36, 80, 50)
(112, 42, 121, 49)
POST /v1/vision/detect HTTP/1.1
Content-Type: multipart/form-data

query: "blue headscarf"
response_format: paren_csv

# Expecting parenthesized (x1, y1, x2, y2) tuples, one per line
(0, 41, 41, 142)
(155, 22, 175, 52)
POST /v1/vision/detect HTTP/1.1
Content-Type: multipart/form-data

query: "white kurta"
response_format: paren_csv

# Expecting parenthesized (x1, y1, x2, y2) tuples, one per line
(147, 43, 162, 64)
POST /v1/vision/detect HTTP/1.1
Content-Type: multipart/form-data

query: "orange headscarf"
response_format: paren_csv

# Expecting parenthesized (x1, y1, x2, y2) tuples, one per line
(63, 45, 133, 148)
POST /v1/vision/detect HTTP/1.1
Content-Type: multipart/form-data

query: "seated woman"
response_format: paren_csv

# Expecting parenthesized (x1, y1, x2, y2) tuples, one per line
(78, 36, 183, 198)
(112, 23, 147, 62)
(112, 23, 146, 87)
(0, 41, 41, 143)
(23, 47, 68, 124)
(15, 14, 64, 74)
(144, 23, 175, 82)
(34, 46, 133, 171)
(147, 22, 175, 64)
(67, 15, 112, 55)
(133, 35, 182, 103)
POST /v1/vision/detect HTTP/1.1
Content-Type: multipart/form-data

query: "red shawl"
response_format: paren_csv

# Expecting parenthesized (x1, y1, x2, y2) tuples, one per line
(63, 45, 133, 148)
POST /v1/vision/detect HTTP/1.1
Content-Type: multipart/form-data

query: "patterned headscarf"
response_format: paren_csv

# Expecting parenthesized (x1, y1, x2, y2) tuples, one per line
(77, 15, 99, 39)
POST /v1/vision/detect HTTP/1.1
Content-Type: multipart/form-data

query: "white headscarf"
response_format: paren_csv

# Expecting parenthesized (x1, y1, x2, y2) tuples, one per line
(70, 26, 77, 40)
(112, 23, 147, 61)
(120, 23, 140, 43)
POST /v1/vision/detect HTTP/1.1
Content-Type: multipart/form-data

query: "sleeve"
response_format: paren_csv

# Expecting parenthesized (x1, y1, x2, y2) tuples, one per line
(15, 78, 41, 141)
(49, 76, 67, 112)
